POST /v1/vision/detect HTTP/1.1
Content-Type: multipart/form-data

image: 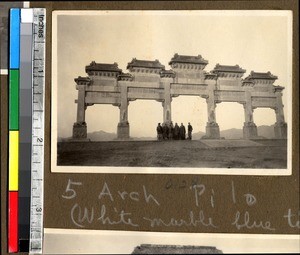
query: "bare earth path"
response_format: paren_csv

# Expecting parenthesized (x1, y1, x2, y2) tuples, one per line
(57, 139, 287, 169)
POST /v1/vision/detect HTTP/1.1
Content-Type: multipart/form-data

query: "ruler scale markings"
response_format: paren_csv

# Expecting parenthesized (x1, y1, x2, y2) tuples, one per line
(29, 8, 46, 254)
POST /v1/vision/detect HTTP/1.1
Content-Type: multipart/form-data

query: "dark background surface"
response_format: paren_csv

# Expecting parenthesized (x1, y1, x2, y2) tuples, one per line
(1, 1, 299, 254)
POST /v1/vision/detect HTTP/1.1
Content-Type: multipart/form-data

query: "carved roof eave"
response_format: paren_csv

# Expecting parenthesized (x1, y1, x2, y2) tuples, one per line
(160, 70, 176, 78)
(241, 80, 255, 87)
(204, 73, 218, 80)
(273, 85, 285, 92)
(117, 73, 134, 81)
(74, 76, 91, 85)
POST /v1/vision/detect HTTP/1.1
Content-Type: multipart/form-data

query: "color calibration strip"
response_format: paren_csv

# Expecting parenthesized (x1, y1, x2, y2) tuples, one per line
(7, 7, 46, 254)
(8, 8, 20, 253)
(8, 8, 37, 253)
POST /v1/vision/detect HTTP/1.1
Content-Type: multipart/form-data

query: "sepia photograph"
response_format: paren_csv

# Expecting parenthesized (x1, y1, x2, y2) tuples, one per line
(51, 10, 292, 174)
(43, 229, 300, 254)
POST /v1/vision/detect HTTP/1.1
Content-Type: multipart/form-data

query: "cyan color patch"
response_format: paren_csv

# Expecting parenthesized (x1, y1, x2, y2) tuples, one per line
(9, 8, 20, 69)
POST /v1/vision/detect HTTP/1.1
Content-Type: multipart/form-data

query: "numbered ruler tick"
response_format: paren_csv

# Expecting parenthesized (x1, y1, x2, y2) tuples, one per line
(29, 8, 46, 255)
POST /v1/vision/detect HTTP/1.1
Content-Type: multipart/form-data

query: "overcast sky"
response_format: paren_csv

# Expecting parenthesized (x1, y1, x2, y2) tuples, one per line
(53, 11, 291, 138)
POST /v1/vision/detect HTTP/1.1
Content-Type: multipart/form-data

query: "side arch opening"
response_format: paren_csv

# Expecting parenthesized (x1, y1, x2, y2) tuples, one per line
(253, 108, 276, 138)
(85, 104, 119, 141)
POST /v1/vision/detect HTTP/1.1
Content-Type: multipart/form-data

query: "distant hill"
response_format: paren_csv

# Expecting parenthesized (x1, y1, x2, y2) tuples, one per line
(88, 131, 155, 141)
(192, 129, 244, 139)
(220, 128, 243, 139)
(60, 125, 276, 141)
(87, 130, 117, 141)
(183, 125, 275, 139)
(257, 125, 275, 139)
(192, 131, 206, 140)
(220, 125, 275, 139)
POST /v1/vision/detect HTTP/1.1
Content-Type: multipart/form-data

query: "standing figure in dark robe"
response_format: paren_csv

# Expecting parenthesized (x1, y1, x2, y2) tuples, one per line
(187, 122, 193, 140)
(179, 123, 186, 140)
(168, 122, 174, 140)
(156, 123, 163, 141)
(162, 123, 168, 140)
(173, 123, 180, 140)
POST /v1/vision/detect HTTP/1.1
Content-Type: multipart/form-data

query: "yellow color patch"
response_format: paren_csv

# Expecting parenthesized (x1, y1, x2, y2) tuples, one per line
(9, 131, 19, 191)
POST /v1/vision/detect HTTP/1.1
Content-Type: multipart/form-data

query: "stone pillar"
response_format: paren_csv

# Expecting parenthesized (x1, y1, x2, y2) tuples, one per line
(274, 91, 287, 139)
(162, 81, 172, 124)
(204, 97, 220, 139)
(203, 83, 220, 139)
(160, 71, 175, 125)
(72, 86, 87, 139)
(117, 82, 130, 139)
(242, 90, 258, 139)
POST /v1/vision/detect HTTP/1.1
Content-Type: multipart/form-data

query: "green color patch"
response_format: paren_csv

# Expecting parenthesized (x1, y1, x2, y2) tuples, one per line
(9, 69, 19, 130)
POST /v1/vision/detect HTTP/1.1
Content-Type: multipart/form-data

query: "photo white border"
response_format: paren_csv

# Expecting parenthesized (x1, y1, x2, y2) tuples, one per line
(51, 10, 293, 175)
(44, 228, 300, 254)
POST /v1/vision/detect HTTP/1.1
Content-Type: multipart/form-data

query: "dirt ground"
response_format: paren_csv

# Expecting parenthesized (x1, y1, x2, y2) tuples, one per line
(57, 139, 287, 169)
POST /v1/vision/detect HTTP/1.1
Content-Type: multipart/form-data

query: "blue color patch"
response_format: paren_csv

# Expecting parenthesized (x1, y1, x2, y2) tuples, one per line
(9, 9, 20, 69)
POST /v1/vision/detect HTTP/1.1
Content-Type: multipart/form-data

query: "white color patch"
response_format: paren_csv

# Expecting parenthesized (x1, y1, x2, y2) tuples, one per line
(21, 8, 33, 23)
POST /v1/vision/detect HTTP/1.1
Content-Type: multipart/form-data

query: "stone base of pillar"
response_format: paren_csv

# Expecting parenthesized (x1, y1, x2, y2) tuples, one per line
(72, 122, 88, 139)
(163, 120, 172, 125)
(274, 122, 287, 139)
(117, 122, 130, 139)
(202, 122, 220, 139)
(243, 122, 258, 139)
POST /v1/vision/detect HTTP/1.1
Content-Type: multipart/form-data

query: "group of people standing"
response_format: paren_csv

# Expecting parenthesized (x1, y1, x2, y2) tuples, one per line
(156, 122, 193, 141)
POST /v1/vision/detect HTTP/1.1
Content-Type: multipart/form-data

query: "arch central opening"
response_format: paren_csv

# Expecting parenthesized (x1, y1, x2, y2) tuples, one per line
(128, 100, 163, 139)
(215, 102, 244, 139)
(171, 96, 207, 139)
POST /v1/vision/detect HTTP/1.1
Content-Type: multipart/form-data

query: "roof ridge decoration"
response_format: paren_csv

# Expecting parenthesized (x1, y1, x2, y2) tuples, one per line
(85, 61, 122, 74)
(169, 53, 209, 65)
(212, 63, 246, 73)
(245, 71, 278, 80)
(127, 58, 165, 70)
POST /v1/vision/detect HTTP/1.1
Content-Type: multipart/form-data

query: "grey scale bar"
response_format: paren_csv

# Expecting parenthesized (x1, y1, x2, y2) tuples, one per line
(19, 22, 33, 247)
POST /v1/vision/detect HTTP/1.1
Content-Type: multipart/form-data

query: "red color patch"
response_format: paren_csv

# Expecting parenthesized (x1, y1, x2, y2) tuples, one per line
(8, 191, 18, 252)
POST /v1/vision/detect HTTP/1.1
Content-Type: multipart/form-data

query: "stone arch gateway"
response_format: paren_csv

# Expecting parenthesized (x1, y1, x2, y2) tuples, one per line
(72, 54, 287, 140)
